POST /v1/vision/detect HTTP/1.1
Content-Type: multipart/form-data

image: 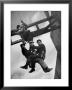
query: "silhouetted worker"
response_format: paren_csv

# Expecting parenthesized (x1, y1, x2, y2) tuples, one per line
(20, 21, 33, 42)
(30, 39, 53, 73)
(20, 41, 37, 70)
(17, 26, 33, 42)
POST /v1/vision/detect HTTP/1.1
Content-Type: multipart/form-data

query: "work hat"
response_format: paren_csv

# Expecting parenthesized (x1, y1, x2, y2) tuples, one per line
(37, 39, 42, 43)
(17, 25, 20, 29)
(29, 41, 34, 44)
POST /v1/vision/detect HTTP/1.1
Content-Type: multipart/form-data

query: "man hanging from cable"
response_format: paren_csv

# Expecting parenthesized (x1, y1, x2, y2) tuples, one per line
(20, 39, 53, 73)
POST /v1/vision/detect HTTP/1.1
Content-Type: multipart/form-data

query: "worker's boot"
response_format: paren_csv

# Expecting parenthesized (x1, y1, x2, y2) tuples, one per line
(43, 67, 53, 73)
(29, 68, 35, 73)
(20, 64, 28, 69)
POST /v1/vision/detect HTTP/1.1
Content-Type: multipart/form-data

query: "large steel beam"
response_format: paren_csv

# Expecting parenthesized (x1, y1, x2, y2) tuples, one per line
(11, 25, 60, 45)
(11, 15, 54, 35)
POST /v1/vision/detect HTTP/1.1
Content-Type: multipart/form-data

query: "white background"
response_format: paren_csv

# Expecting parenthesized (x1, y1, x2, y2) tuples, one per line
(4, 4, 69, 86)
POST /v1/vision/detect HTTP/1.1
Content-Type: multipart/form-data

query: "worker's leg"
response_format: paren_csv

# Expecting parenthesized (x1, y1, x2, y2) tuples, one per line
(36, 58, 53, 72)
(20, 44, 30, 58)
(20, 44, 30, 69)
(29, 55, 37, 73)
(29, 61, 36, 73)
(22, 54, 35, 69)
(20, 56, 33, 69)
(36, 58, 47, 68)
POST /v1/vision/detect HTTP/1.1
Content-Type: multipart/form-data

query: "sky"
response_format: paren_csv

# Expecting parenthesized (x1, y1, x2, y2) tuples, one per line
(11, 11, 57, 79)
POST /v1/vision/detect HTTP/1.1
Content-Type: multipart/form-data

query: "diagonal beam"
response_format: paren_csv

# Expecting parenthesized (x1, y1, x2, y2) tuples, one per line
(26, 16, 54, 28)
(11, 25, 60, 45)
(11, 16, 55, 36)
